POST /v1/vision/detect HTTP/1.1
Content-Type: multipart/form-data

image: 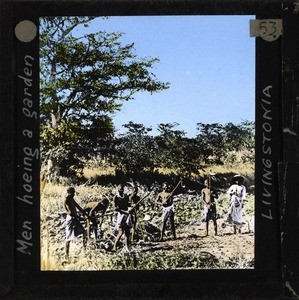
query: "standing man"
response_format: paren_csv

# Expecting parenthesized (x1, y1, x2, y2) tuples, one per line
(112, 183, 135, 252)
(129, 186, 141, 243)
(64, 187, 88, 259)
(155, 182, 177, 242)
(201, 178, 218, 236)
(227, 175, 246, 234)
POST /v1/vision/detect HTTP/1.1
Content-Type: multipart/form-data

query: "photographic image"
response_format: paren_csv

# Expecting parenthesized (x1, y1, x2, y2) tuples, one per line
(39, 15, 255, 271)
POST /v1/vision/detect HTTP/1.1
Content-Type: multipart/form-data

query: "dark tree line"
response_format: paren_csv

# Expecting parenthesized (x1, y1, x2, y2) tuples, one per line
(109, 121, 254, 176)
(42, 119, 254, 180)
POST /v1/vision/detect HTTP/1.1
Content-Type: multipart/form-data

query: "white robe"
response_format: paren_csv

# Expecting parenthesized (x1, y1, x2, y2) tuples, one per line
(227, 184, 246, 225)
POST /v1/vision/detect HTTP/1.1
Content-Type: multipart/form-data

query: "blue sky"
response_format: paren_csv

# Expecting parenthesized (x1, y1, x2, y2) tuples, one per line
(77, 15, 255, 137)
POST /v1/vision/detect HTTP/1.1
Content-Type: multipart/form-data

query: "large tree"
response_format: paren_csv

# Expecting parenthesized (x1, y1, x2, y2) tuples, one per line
(40, 17, 169, 149)
(40, 17, 169, 177)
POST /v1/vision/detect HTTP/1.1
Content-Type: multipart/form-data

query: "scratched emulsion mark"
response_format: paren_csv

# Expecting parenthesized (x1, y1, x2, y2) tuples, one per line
(281, 163, 288, 241)
(285, 281, 299, 298)
(280, 163, 287, 288)
(281, 164, 299, 299)
(283, 128, 297, 136)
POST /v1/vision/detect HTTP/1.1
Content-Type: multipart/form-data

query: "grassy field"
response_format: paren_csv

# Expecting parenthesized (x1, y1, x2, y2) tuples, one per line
(41, 164, 254, 271)
(83, 163, 254, 179)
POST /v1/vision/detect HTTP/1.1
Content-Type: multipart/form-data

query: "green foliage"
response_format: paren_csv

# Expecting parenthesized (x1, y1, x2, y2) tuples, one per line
(111, 121, 158, 173)
(40, 17, 170, 178)
(196, 121, 255, 165)
(110, 121, 254, 178)
(39, 16, 254, 181)
(40, 16, 170, 153)
(196, 123, 225, 164)
(111, 122, 204, 176)
(40, 117, 114, 151)
(155, 122, 186, 168)
(155, 123, 203, 175)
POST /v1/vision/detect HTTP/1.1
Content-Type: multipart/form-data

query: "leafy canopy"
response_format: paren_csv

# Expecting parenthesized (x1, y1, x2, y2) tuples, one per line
(40, 16, 170, 153)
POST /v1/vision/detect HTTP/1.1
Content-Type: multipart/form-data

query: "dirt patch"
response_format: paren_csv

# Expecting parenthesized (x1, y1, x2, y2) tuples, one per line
(41, 215, 254, 270)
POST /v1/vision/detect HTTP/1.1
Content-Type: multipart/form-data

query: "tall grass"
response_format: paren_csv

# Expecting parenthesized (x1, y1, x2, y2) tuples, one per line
(41, 159, 255, 271)
(83, 163, 254, 181)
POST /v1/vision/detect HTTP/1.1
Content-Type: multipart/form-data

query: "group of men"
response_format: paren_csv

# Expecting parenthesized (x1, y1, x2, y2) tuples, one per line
(63, 175, 247, 258)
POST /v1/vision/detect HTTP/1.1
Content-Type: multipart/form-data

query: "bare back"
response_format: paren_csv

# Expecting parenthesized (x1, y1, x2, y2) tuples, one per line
(64, 195, 78, 216)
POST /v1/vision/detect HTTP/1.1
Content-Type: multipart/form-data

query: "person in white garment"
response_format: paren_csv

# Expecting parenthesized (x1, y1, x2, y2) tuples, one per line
(226, 175, 246, 234)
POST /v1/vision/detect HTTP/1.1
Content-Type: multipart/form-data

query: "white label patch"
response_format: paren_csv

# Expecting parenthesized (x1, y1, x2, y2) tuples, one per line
(250, 19, 282, 42)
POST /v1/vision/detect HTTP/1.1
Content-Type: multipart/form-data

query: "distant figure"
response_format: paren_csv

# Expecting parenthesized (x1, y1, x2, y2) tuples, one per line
(227, 175, 246, 234)
(84, 197, 110, 242)
(155, 182, 176, 242)
(201, 178, 218, 236)
(112, 184, 135, 252)
(64, 187, 88, 259)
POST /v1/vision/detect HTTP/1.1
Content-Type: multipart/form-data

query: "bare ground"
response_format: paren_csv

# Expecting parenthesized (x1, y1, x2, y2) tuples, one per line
(41, 216, 254, 270)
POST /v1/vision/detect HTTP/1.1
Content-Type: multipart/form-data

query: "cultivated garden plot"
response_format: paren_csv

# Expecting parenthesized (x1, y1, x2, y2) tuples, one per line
(41, 174, 254, 271)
